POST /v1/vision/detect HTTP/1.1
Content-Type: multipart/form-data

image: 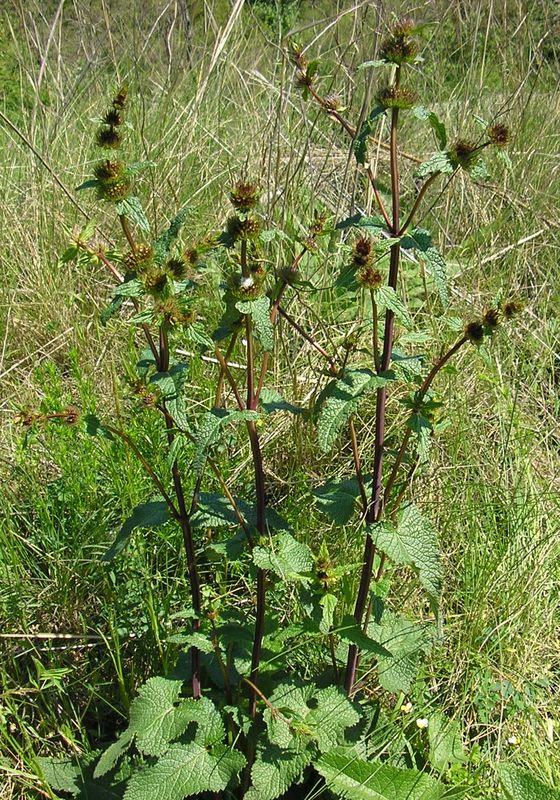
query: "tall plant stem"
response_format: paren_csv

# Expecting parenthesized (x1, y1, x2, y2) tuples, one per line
(345, 69, 402, 695)
(160, 324, 202, 698)
(400, 171, 441, 235)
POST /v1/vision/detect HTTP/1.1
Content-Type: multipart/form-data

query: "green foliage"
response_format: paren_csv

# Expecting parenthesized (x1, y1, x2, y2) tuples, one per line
(103, 500, 171, 561)
(115, 197, 150, 232)
(236, 296, 275, 351)
(253, 532, 313, 581)
(498, 765, 560, 800)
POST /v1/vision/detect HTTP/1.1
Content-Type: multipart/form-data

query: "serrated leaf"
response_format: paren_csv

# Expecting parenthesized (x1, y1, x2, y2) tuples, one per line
(408, 413, 432, 462)
(313, 477, 362, 524)
(115, 196, 150, 232)
(236, 296, 274, 351)
(253, 533, 313, 581)
(123, 742, 245, 800)
(413, 107, 447, 150)
(153, 205, 190, 263)
(259, 388, 305, 415)
(427, 712, 466, 773)
(338, 616, 391, 658)
(336, 213, 387, 232)
(193, 409, 259, 474)
(124, 161, 156, 177)
(37, 753, 123, 799)
(317, 369, 389, 452)
(467, 159, 490, 180)
(319, 593, 338, 633)
(356, 59, 391, 70)
(376, 285, 412, 328)
(368, 612, 435, 693)
(498, 764, 560, 800)
(370, 504, 441, 602)
(82, 413, 114, 441)
(245, 745, 312, 800)
(183, 322, 213, 351)
(59, 245, 79, 264)
(100, 295, 125, 324)
(353, 106, 386, 166)
(129, 309, 154, 325)
(113, 279, 144, 298)
(415, 151, 454, 178)
(401, 227, 448, 307)
(103, 500, 170, 561)
(315, 749, 446, 800)
(94, 729, 134, 779)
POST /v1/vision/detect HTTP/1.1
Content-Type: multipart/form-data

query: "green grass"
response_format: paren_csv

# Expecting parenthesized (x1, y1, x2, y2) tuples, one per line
(0, 0, 559, 797)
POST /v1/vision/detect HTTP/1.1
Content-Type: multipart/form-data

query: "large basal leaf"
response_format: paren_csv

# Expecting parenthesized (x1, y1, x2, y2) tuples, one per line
(122, 742, 245, 800)
(127, 677, 192, 757)
(317, 369, 389, 453)
(245, 745, 312, 800)
(253, 533, 313, 582)
(498, 764, 560, 800)
(103, 500, 171, 561)
(236, 296, 274, 351)
(37, 752, 124, 799)
(94, 729, 134, 779)
(368, 612, 435, 694)
(313, 476, 363, 524)
(115, 196, 150, 232)
(315, 749, 446, 800)
(371, 503, 442, 604)
(400, 227, 448, 307)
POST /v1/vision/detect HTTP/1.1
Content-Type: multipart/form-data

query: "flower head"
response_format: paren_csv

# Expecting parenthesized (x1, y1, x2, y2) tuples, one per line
(487, 123, 510, 148)
(377, 85, 417, 110)
(230, 181, 260, 213)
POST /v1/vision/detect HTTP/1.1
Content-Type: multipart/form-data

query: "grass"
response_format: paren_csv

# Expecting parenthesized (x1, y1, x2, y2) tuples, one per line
(0, 0, 559, 797)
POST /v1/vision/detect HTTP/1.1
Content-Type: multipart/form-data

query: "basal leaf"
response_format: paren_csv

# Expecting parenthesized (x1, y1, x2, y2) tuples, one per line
(94, 729, 134, 779)
(103, 500, 170, 561)
(315, 749, 446, 800)
(317, 369, 389, 452)
(123, 742, 245, 800)
(236, 296, 274, 351)
(498, 764, 560, 800)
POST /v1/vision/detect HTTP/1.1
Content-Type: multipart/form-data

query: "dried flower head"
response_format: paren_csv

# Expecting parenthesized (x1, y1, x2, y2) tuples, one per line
(230, 181, 260, 213)
(377, 85, 418, 110)
(393, 18, 417, 36)
(449, 139, 480, 170)
(231, 273, 263, 300)
(94, 160, 124, 181)
(482, 307, 500, 330)
(227, 215, 262, 241)
(487, 123, 510, 148)
(309, 210, 328, 236)
(123, 244, 153, 273)
(103, 108, 123, 127)
(502, 298, 524, 319)
(112, 85, 129, 110)
(323, 94, 343, 112)
(357, 265, 383, 290)
(142, 268, 168, 294)
(96, 126, 123, 150)
(166, 258, 187, 279)
(102, 178, 131, 202)
(465, 320, 485, 344)
(353, 236, 374, 267)
(156, 298, 195, 326)
(379, 20, 417, 65)
(63, 406, 81, 425)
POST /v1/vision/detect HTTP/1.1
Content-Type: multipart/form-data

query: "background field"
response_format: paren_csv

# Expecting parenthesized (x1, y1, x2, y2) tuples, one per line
(0, 0, 558, 797)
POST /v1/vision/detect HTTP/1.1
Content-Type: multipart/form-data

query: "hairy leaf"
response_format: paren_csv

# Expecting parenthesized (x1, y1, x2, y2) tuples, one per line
(319, 593, 338, 633)
(498, 764, 560, 800)
(253, 533, 313, 581)
(37, 753, 123, 799)
(313, 476, 363, 524)
(315, 749, 446, 800)
(245, 746, 312, 800)
(317, 369, 389, 452)
(94, 730, 134, 779)
(376, 285, 412, 328)
(183, 322, 213, 351)
(415, 151, 454, 178)
(193, 409, 258, 474)
(124, 161, 156, 177)
(338, 616, 391, 658)
(353, 106, 386, 166)
(103, 501, 170, 561)
(236, 296, 274, 351)
(115, 196, 150, 232)
(123, 742, 245, 800)
(400, 227, 448, 307)
(336, 213, 387, 234)
(368, 612, 435, 693)
(259, 388, 305, 416)
(413, 107, 447, 150)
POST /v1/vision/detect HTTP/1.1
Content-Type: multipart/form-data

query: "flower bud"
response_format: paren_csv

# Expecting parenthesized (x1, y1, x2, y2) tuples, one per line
(96, 126, 123, 150)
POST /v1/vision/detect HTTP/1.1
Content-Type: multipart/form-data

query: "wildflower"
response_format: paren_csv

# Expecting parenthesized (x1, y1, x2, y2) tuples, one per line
(102, 178, 131, 202)
(63, 406, 80, 425)
(112, 85, 129, 110)
(449, 139, 480, 170)
(94, 160, 124, 181)
(230, 181, 260, 213)
(352, 236, 374, 268)
(357, 264, 383, 290)
(231, 273, 263, 300)
(416, 718, 429, 729)
(502, 298, 523, 319)
(482, 307, 500, 331)
(227, 215, 262, 241)
(166, 258, 187, 279)
(96, 126, 123, 150)
(323, 94, 344, 112)
(103, 108, 124, 127)
(401, 701, 413, 713)
(506, 735, 518, 746)
(142, 268, 168, 294)
(379, 19, 418, 65)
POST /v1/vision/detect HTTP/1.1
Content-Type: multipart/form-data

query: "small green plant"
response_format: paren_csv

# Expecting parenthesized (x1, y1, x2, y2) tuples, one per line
(24, 17, 538, 800)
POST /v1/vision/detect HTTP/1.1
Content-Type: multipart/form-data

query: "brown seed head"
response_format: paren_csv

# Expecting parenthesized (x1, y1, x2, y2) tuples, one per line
(353, 235, 373, 267)
(230, 181, 260, 213)
(142, 269, 168, 294)
(449, 139, 480, 169)
(323, 94, 343, 112)
(357, 265, 384, 290)
(482, 307, 500, 330)
(113, 85, 129, 110)
(102, 179, 131, 202)
(309, 210, 328, 236)
(103, 108, 123, 127)
(503, 298, 523, 320)
(487, 123, 510, 148)
(379, 31, 417, 65)
(94, 160, 124, 181)
(377, 85, 418, 110)
(465, 320, 485, 343)
(227, 215, 262, 241)
(63, 406, 81, 425)
(392, 17, 417, 36)
(96, 126, 123, 150)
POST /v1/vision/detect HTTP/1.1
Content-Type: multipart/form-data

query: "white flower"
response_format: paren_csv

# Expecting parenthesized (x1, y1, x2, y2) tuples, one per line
(400, 702, 413, 713)
(507, 735, 518, 745)
(416, 718, 429, 729)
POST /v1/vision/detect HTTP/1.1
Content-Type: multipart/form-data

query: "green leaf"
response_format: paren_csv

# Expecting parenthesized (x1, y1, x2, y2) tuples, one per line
(313, 477, 362, 524)
(413, 107, 447, 150)
(427, 712, 466, 773)
(370, 504, 441, 602)
(82, 413, 114, 441)
(315, 749, 446, 800)
(113, 279, 144, 298)
(498, 764, 560, 800)
(400, 227, 448, 307)
(353, 106, 386, 166)
(253, 533, 313, 581)
(236, 296, 274, 351)
(356, 59, 392, 70)
(467, 159, 490, 180)
(129, 309, 154, 325)
(193, 409, 259, 474)
(408, 413, 432, 462)
(245, 746, 312, 800)
(103, 500, 170, 561)
(124, 161, 156, 177)
(336, 213, 387, 233)
(94, 729, 134, 779)
(183, 322, 213, 351)
(76, 178, 100, 191)
(259, 388, 305, 415)
(415, 151, 454, 178)
(115, 196, 150, 233)
(368, 612, 435, 693)
(317, 369, 389, 452)
(100, 295, 125, 324)
(153, 205, 190, 263)
(319, 593, 338, 633)
(376, 285, 412, 328)
(36, 753, 123, 799)
(123, 742, 245, 800)
(338, 616, 391, 658)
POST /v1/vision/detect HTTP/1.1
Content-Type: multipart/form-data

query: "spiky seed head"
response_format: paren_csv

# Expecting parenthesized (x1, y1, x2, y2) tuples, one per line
(102, 178, 131, 202)
(103, 108, 123, 127)
(231, 273, 263, 300)
(63, 406, 80, 425)
(296, 70, 313, 89)
(465, 320, 485, 343)
(487, 123, 510, 148)
(96, 126, 123, 149)
(309, 210, 328, 235)
(230, 181, 260, 213)
(142, 268, 168, 294)
(357, 265, 384, 289)
(377, 85, 418, 110)
(156, 298, 195, 326)
(14, 409, 38, 426)
(449, 139, 480, 169)
(227, 215, 262, 241)
(166, 258, 186, 279)
(379, 31, 417, 65)
(94, 160, 124, 181)
(113, 85, 129, 109)
(482, 307, 500, 330)
(323, 94, 343, 112)
(353, 235, 373, 267)
(392, 17, 417, 35)
(503, 298, 523, 319)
